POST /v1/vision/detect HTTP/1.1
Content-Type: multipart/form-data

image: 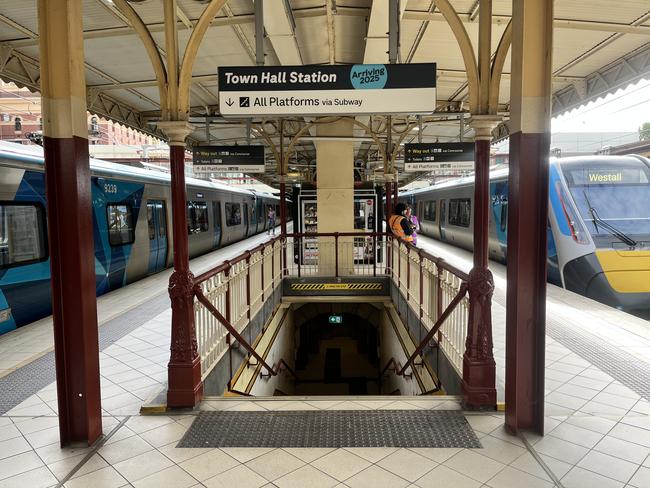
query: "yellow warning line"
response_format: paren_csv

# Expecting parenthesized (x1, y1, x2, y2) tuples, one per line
(290, 283, 383, 291)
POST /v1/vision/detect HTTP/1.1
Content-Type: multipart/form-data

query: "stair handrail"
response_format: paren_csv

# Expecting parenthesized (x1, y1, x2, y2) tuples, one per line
(194, 285, 277, 377)
(398, 282, 469, 376)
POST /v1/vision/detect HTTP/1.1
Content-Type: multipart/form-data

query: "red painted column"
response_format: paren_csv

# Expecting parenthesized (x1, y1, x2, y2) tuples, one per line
(280, 181, 287, 236)
(393, 180, 399, 207)
(38, 0, 102, 446)
(385, 182, 392, 218)
(158, 121, 203, 408)
(505, 0, 553, 435)
(461, 117, 500, 409)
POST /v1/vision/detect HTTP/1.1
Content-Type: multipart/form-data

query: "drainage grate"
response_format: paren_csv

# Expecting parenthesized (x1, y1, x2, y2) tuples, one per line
(0, 292, 169, 415)
(177, 410, 481, 448)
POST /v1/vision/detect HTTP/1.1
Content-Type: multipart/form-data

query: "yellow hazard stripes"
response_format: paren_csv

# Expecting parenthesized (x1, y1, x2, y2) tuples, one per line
(290, 283, 383, 291)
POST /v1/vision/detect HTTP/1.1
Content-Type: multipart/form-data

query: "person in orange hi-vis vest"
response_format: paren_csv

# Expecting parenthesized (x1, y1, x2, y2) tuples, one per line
(388, 202, 414, 243)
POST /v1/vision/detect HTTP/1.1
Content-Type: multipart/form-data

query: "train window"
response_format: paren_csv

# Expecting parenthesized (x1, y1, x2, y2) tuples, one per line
(187, 201, 209, 234)
(157, 203, 166, 238)
(423, 200, 436, 221)
(0, 203, 47, 268)
(107, 204, 135, 246)
(448, 198, 471, 227)
(146, 204, 156, 240)
(225, 202, 242, 226)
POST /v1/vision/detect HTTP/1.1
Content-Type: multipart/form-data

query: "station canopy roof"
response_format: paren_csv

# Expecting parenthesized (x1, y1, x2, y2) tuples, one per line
(1, 0, 649, 186)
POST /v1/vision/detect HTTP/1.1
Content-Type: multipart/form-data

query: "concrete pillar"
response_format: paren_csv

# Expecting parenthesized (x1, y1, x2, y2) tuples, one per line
(315, 119, 354, 275)
(157, 121, 203, 408)
(506, 0, 553, 434)
(38, 0, 102, 446)
(462, 116, 500, 410)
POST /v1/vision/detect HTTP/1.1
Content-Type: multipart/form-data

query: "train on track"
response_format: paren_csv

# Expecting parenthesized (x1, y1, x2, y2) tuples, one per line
(0, 141, 282, 334)
(401, 155, 650, 315)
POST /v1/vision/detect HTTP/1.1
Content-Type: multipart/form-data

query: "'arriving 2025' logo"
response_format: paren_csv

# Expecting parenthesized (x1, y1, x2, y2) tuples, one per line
(350, 64, 388, 89)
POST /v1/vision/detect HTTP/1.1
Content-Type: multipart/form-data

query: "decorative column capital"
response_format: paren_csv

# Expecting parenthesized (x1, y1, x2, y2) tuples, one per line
(468, 115, 503, 141)
(156, 120, 195, 146)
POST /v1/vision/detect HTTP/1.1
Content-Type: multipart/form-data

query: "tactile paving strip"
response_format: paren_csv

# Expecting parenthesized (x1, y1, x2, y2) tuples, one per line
(177, 410, 481, 448)
(546, 317, 650, 401)
(0, 292, 169, 415)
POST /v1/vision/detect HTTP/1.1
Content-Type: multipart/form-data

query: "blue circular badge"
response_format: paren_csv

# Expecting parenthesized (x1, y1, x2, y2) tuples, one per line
(350, 64, 388, 89)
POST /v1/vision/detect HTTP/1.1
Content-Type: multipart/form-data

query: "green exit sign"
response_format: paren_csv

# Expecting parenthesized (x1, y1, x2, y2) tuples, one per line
(329, 315, 343, 324)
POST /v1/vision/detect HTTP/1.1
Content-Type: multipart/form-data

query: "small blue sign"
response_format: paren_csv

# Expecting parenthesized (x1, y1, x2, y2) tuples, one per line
(350, 64, 388, 90)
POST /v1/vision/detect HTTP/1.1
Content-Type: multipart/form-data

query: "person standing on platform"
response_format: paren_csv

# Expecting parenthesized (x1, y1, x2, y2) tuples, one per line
(267, 207, 276, 235)
(388, 202, 414, 244)
(405, 205, 420, 246)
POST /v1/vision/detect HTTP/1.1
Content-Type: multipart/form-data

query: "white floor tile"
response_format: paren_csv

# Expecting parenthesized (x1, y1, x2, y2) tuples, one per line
(180, 449, 240, 481)
(64, 466, 127, 488)
(376, 448, 437, 482)
(415, 465, 481, 488)
(0, 450, 44, 481)
(560, 466, 624, 488)
(112, 450, 174, 483)
(346, 465, 410, 488)
(311, 448, 371, 482)
(443, 450, 506, 484)
(485, 466, 554, 488)
(576, 450, 638, 483)
(628, 466, 650, 488)
(132, 465, 198, 488)
(203, 464, 267, 488)
(275, 465, 338, 488)
(593, 435, 650, 464)
(0, 466, 57, 488)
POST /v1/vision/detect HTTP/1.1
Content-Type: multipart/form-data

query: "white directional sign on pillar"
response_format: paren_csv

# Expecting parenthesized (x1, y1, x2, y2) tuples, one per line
(218, 64, 437, 116)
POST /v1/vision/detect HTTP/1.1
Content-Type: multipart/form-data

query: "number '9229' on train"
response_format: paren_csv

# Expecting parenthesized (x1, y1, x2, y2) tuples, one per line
(0, 141, 285, 335)
(401, 155, 650, 315)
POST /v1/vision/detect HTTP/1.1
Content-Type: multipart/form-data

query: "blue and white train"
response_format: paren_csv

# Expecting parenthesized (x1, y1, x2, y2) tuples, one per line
(401, 155, 650, 315)
(0, 141, 282, 334)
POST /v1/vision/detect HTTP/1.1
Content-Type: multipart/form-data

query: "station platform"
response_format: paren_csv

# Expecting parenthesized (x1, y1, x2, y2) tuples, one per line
(0, 232, 649, 488)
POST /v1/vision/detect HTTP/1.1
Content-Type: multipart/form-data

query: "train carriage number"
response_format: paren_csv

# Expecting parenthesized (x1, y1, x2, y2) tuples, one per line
(104, 183, 118, 194)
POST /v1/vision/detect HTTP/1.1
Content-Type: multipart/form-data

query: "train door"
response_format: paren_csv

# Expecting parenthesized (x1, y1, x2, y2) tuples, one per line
(439, 199, 447, 240)
(212, 201, 222, 247)
(243, 202, 250, 236)
(146, 200, 168, 273)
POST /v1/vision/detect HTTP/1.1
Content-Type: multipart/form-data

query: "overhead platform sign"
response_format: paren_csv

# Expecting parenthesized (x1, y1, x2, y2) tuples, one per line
(218, 64, 436, 116)
(404, 142, 475, 172)
(192, 145, 264, 173)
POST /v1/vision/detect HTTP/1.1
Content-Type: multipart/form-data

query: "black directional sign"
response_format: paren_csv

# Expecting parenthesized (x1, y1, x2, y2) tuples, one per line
(218, 63, 437, 116)
(404, 142, 475, 172)
(192, 145, 264, 173)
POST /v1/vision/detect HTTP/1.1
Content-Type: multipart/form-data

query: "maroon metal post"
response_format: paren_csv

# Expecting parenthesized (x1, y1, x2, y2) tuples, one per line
(334, 233, 339, 277)
(461, 128, 497, 410)
(161, 124, 203, 408)
(505, 0, 553, 436)
(393, 180, 399, 207)
(39, 0, 102, 446)
(385, 182, 392, 219)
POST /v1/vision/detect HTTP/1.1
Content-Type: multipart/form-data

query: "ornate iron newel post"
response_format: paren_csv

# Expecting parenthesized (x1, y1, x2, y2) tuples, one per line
(461, 116, 500, 409)
(158, 121, 203, 408)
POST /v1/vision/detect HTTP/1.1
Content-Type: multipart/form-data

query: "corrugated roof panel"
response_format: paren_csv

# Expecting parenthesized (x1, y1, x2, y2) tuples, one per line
(129, 0, 165, 25)
(556, 0, 650, 24)
(558, 35, 650, 78)
(336, 14, 368, 64)
(83, 36, 156, 83)
(82, 0, 128, 31)
(294, 16, 329, 65)
(552, 29, 614, 74)
(0, 1, 38, 36)
(186, 26, 257, 75)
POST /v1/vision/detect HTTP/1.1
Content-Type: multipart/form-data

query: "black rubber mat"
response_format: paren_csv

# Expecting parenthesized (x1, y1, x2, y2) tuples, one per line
(177, 410, 481, 448)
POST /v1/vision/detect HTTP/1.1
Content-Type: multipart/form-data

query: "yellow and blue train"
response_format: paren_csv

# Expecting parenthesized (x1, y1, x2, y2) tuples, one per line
(401, 155, 650, 315)
(0, 141, 281, 334)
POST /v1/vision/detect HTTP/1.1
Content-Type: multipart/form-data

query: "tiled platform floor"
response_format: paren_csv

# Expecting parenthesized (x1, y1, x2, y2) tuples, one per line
(1, 231, 649, 487)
